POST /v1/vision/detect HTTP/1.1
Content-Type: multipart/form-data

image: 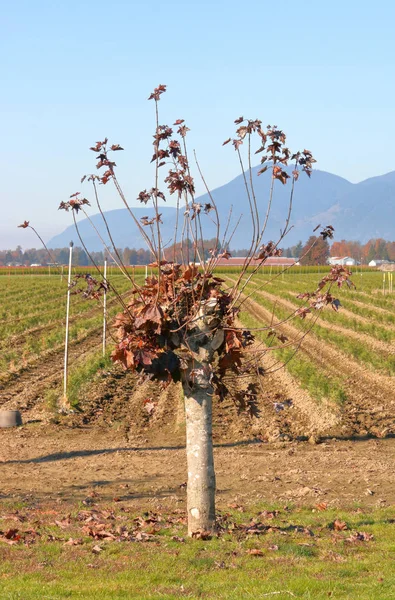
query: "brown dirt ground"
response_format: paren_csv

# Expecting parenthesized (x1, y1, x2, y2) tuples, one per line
(1, 274, 395, 513)
(1, 364, 395, 513)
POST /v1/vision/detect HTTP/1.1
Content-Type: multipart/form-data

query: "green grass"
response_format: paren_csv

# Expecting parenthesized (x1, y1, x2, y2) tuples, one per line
(0, 504, 394, 599)
(44, 350, 113, 410)
(66, 351, 113, 408)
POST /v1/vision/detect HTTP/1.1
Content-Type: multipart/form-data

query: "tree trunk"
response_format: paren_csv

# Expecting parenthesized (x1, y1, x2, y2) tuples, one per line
(184, 378, 216, 536)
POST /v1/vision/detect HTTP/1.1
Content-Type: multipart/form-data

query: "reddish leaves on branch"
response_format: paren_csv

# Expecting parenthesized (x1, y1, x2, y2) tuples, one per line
(294, 265, 353, 318)
(255, 241, 282, 261)
(165, 170, 195, 198)
(224, 119, 316, 181)
(105, 242, 255, 386)
(18, 221, 30, 229)
(148, 84, 167, 101)
(59, 194, 90, 213)
(63, 86, 351, 415)
(320, 225, 335, 240)
(137, 189, 166, 205)
(140, 214, 162, 226)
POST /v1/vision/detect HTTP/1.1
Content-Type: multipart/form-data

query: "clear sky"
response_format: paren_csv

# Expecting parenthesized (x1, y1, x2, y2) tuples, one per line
(2, 0, 395, 249)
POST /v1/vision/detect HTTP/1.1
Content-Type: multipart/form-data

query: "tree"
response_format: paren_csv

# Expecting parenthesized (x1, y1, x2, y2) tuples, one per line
(375, 239, 389, 260)
(387, 242, 395, 262)
(56, 85, 351, 536)
(300, 235, 330, 265)
(293, 241, 303, 259)
(123, 247, 132, 265)
(366, 243, 375, 263)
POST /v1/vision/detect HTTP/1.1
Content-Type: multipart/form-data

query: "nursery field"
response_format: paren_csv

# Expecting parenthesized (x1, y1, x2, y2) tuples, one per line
(1, 268, 395, 599)
(0, 268, 394, 439)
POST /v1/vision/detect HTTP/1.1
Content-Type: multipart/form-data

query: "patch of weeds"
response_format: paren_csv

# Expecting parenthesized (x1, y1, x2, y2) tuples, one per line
(281, 541, 317, 557)
(44, 388, 60, 412)
(46, 351, 113, 411)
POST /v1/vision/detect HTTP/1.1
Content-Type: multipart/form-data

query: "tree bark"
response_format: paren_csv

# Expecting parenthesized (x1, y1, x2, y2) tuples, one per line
(182, 300, 220, 536)
(184, 377, 216, 535)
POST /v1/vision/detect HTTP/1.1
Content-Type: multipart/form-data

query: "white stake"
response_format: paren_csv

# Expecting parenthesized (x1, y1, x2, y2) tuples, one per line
(63, 242, 73, 404)
(145, 265, 148, 279)
(102, 258, 107, 357)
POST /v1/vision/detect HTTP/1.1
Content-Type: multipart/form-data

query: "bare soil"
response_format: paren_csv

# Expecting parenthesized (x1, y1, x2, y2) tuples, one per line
(1, 363, 395, 513)
(1, 273, 395, 513)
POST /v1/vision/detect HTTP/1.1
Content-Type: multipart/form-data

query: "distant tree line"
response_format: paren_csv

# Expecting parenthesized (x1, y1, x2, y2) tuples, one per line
(330, 239, 395, 263)
(2, 237, 394, 267)
(283, 237, 395, 265)
(0, 238, 221, 267)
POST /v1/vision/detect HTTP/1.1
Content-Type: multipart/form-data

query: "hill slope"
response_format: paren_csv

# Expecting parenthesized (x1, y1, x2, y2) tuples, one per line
(48, 166, 395, 250)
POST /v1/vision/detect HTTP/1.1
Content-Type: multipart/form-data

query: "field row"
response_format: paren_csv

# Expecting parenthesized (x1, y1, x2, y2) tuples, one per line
(224, 272, 395, 432)
(1, 270, 394, 438)
(0, 274, 142, 377)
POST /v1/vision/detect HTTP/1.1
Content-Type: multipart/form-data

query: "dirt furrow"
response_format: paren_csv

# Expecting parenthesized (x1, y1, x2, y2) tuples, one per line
(252, 285, 395, 357)
(349, 298, 395, 319)
(287, 291, 395, 333)
(0, 290, 129, 351)
(233, 274, 395, 358)
(0, 327, 105, 417)
(243, 295, 395, 437)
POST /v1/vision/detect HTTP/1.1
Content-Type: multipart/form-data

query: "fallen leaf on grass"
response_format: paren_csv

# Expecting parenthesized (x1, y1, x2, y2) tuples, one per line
(0, 529, 22, 544)
(331, 519, 347, 531)
(92, 545, 103, 554)
(247, 548, 264, 556)
(258, 510, 280, 519)
(0, 513, 26, 523)
(171, 535, 186, 543)
(64, 538, 83, 546)
(82, 526, 116, 540)
(54, 517, 71, 529)
(227, 503, 245, 512)
(191, 530, 212, 540)
(316, 502, 328, 511)
(346, 531, 374, 543)
(4, 528, 20, 540)
(87, 490, 100, 498)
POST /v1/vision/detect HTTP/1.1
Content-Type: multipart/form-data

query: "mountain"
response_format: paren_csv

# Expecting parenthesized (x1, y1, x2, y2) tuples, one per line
(48, 166, 395, 251)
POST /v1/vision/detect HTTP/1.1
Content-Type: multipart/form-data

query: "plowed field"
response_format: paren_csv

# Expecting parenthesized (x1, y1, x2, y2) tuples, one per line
(1, 270, 394, 510)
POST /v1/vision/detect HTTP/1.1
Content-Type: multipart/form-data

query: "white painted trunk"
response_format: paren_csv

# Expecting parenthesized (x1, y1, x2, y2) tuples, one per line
(184, 379, 216, 535)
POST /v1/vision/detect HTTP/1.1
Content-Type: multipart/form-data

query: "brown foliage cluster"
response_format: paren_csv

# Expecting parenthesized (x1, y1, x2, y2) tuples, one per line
(224, 118, 316, 181)
(296, 265, 354, 316)
(111, 262, 251, 384)
(52, 84, 354, 411)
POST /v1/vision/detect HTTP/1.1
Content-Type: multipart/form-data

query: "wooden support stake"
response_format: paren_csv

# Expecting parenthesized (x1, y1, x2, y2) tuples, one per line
(102, 258, 107, 357)
(62, 242, 73, 409)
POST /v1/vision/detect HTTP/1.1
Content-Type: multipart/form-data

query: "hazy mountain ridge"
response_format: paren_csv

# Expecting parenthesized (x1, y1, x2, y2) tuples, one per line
(48, 166, 395, 251)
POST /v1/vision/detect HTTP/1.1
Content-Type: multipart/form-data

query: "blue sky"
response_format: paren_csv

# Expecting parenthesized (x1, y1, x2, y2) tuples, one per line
(2, 0, 395, 249)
